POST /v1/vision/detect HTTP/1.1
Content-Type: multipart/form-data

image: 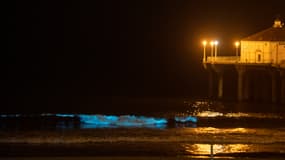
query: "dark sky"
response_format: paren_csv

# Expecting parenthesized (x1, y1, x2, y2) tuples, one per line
(9, 0, 285, 112)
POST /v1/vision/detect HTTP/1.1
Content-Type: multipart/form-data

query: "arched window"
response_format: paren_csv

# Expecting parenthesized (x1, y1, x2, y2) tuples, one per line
(256, 49, 262, 63)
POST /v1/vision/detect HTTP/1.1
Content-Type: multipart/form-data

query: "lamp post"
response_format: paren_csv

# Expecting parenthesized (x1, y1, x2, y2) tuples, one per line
(210, 41, 214, 63)
(202, 40, 207, 62)
(235, 41, 240, 62)
(214, 40, 219, 62)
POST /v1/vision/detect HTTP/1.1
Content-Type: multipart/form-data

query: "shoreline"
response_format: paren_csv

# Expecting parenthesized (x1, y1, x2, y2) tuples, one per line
(1, 142, 285, 158)
(2, 157, 285, 160)
(1, 128, 285, 144)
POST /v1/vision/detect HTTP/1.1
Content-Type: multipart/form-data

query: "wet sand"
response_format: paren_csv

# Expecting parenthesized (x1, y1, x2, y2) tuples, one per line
(1, 142, 285, 159)
(1, 157, 285, 160)
(1, 129, 285, 159)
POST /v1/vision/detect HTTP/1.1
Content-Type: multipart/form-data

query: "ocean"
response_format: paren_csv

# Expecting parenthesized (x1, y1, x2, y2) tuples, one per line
(1, 99, 285, 159)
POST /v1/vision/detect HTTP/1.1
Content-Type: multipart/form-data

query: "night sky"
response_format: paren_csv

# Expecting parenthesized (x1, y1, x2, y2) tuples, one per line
(9, 0, 285, 113)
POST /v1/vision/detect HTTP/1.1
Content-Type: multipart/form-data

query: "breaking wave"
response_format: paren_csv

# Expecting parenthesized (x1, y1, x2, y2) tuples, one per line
(0, 114, 197, 129)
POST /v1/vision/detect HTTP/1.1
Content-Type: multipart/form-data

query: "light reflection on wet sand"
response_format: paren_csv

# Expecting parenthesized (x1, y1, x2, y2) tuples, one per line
(183, 143, 251, 155)
(191, 127, 255, 134)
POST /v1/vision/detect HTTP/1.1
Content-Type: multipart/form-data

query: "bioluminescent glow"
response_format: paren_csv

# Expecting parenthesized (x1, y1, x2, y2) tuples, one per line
(78, 114, 167, 126)
(174, 116, 197, 123)
(79, 115, 118, 124)
(0, 114, 198, 129)
(53, 114, 169, 128)
(80, 122, 167, 129)
(55, 114, 168, 129)
(56, 114, 199, 128)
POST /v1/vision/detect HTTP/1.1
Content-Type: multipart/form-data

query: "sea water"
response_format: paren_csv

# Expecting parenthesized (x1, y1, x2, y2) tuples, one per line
(1, 99, 285, 159)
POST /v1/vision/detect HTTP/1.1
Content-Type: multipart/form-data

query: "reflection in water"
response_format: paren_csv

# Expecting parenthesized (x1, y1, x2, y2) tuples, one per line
(183, 143, 251, 155)
(196, 111, 223, 117)
(191, 127, 255, 134)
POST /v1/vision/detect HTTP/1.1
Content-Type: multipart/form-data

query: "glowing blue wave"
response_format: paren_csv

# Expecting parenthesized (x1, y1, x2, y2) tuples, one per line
(0, 114, 197, 129)
(56, 114, 167, 126)
(54, 114, 168, 128)
(174, 116, 197, 123)
(79, 122, 167, 129)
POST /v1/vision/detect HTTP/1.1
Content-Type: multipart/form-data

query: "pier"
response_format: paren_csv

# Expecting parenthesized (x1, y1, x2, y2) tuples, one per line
(202, 18, 285, 103)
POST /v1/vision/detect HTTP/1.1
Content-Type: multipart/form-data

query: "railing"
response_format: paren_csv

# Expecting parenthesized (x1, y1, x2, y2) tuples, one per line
(205, 56, 239, 64)
(203, 56, 285, 69)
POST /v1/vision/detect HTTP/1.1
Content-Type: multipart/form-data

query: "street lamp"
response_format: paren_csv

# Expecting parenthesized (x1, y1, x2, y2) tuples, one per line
(210, 41, 214, 62)
(202, 40, 207, 62)
(235, 41, 240, 62)
(214, 40, 219, 62)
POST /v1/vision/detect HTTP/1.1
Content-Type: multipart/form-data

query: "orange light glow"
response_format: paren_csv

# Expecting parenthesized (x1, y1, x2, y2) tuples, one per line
(235, 41, 240, 47)
(202, 40, 207, 46)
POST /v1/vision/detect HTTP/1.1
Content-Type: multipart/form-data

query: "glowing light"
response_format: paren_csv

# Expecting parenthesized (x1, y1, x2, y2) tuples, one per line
(54, 114, 168, 129)
(174, 116, 197, 123)
(1, 113, 200, 129)
(235, 41, 240, 47)
(214, 40, 219, 45)
(202, 40, 208, 62)
(192, 127, 255, 134)
(210, 41, 214, 46)
(202, 40, 207, 46)
(78, 114, 167, 126)
(80, 122, 167, 129)
(183, 144, 212, 155)
(196, 111, 223, 117)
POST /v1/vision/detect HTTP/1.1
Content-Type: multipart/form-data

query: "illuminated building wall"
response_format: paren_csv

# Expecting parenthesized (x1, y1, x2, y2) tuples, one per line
(240, 19, 285, 66)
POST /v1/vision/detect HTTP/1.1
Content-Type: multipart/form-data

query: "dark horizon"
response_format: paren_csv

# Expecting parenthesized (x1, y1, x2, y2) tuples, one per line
(8, 0, 285, 112)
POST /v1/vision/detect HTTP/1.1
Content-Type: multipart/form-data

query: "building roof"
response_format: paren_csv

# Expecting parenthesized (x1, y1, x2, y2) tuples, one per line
(242, 19, 285, 41)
